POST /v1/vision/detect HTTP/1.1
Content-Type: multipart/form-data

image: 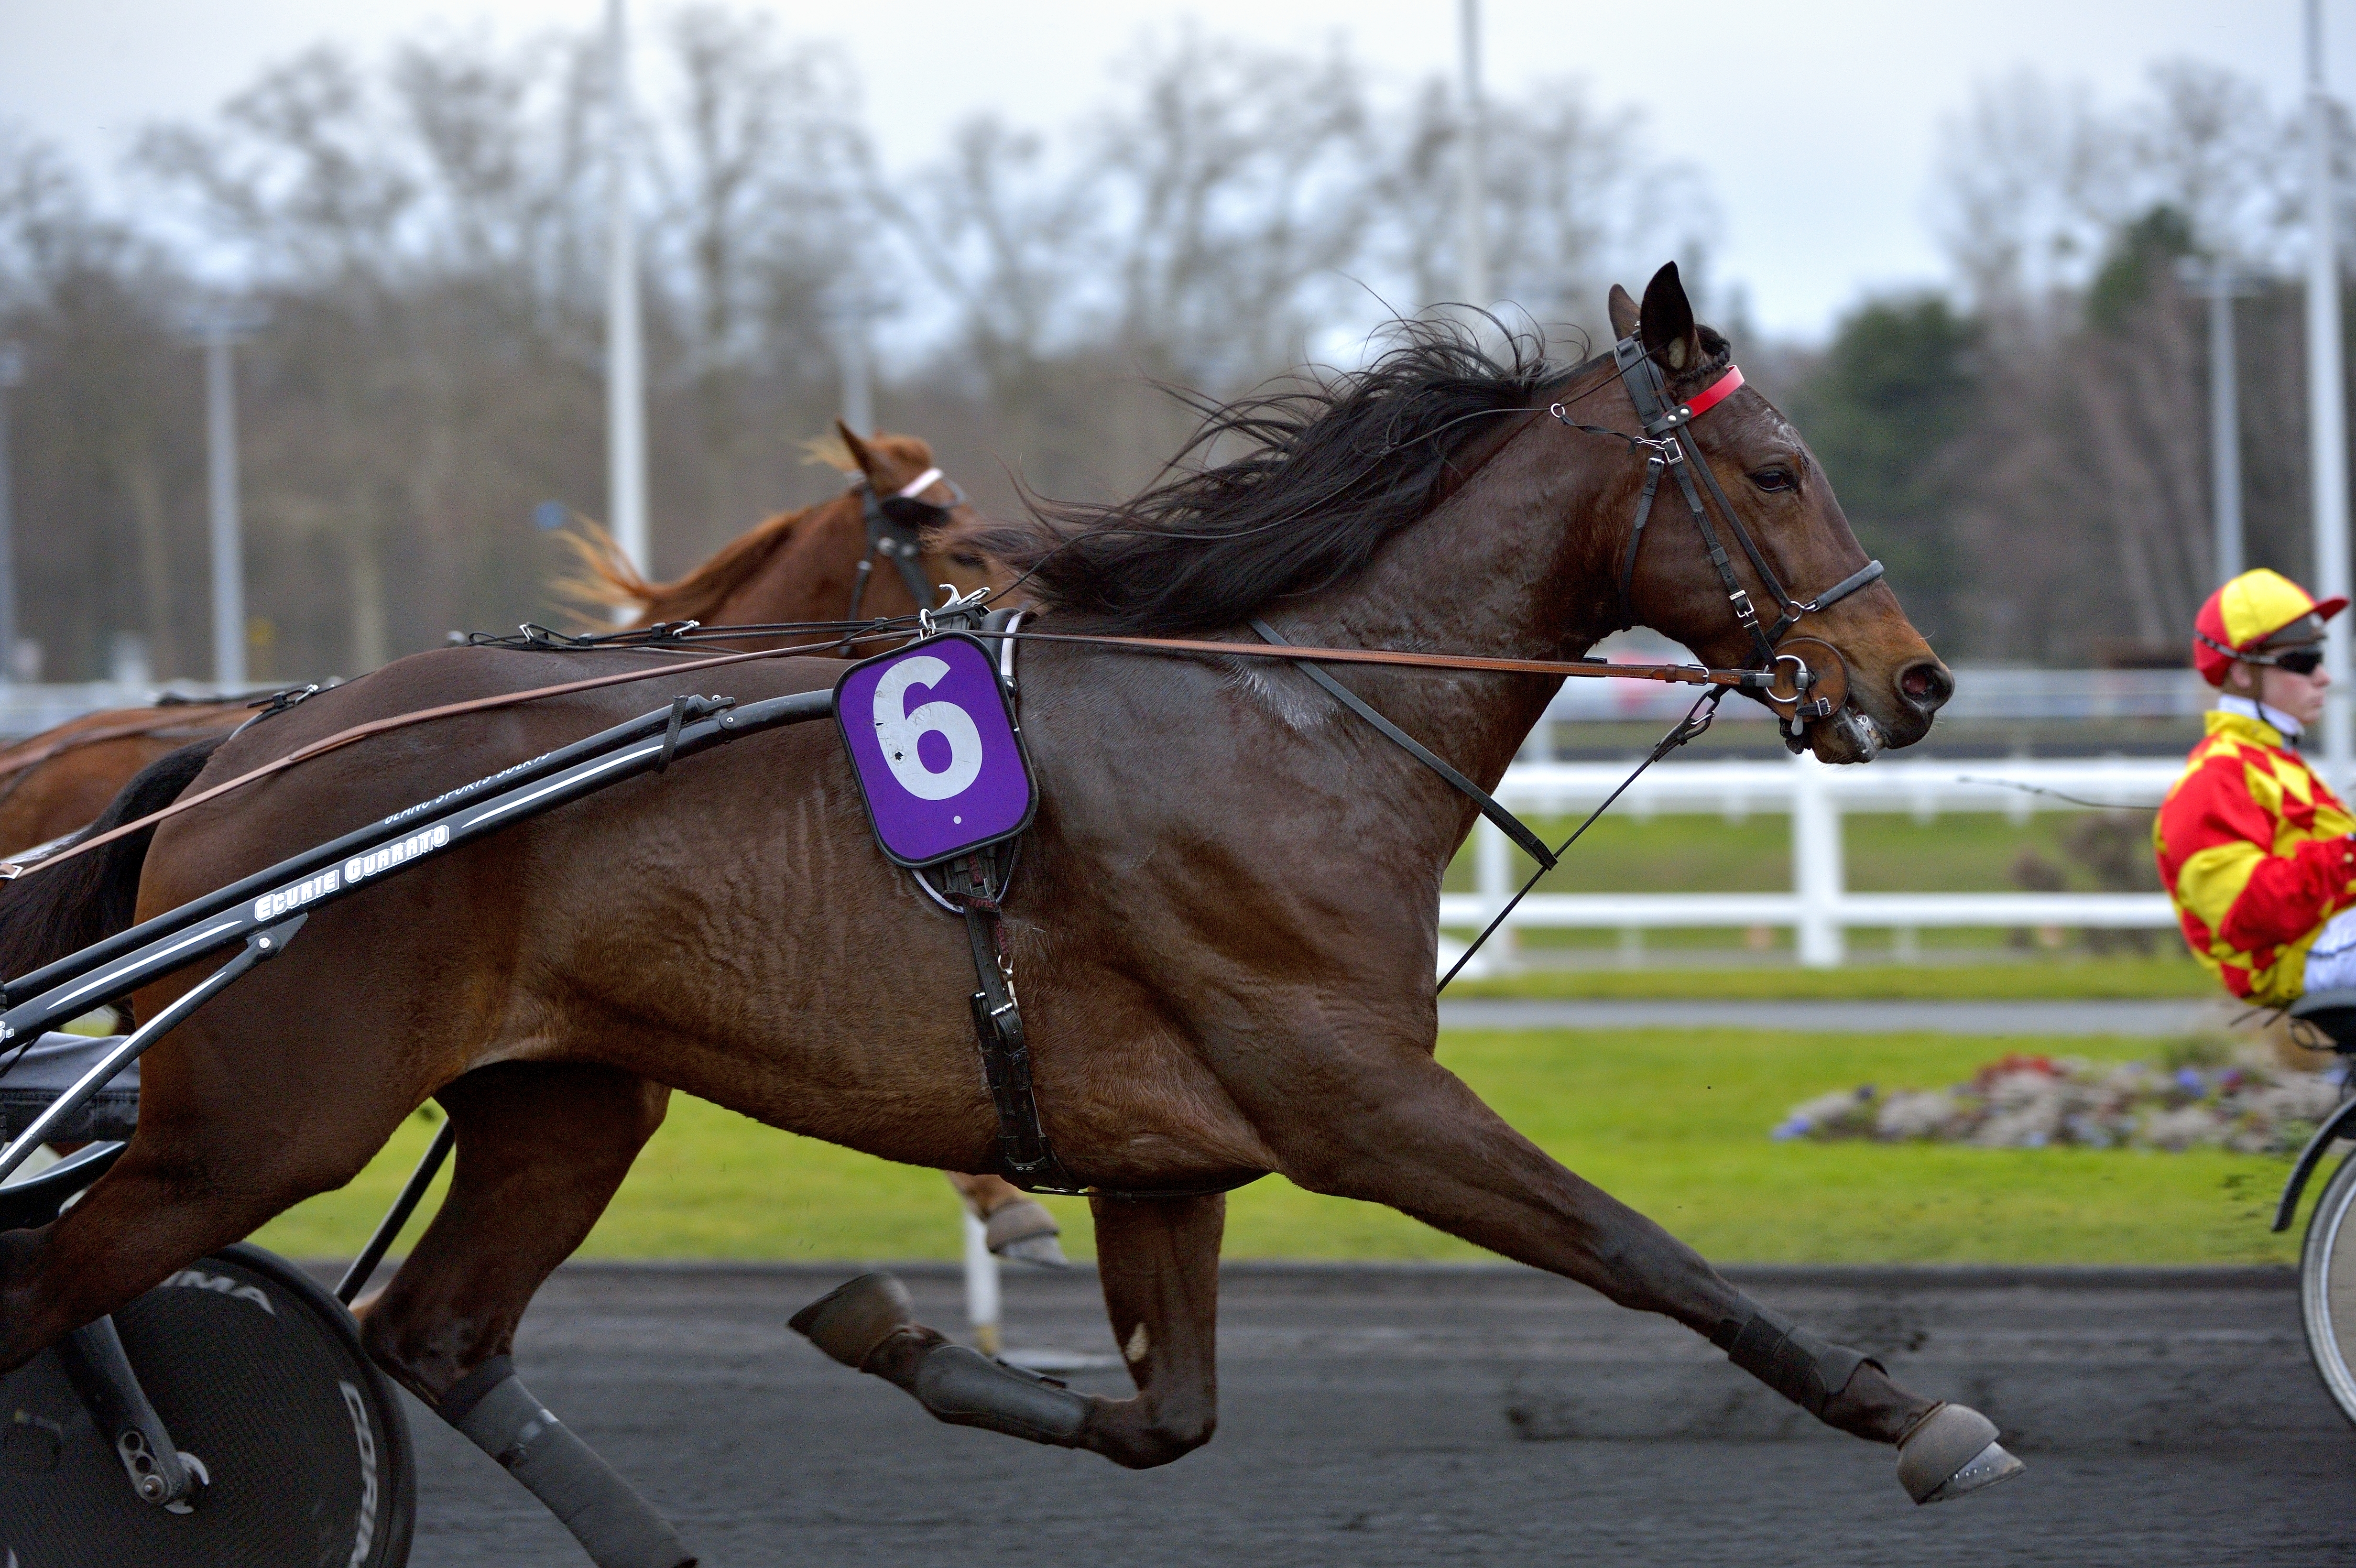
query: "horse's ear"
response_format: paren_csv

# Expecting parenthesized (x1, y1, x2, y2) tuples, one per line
(1607, 284, 1641, 342)
(834, 419, 887, 485)
(1637, 261, 1700, 374)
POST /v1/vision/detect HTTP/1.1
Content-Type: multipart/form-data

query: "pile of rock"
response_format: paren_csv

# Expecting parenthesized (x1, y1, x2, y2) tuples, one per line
(1772, 1050, 2347, 1154)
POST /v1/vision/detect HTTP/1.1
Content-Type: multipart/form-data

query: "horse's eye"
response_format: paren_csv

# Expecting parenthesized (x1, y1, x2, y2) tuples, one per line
(950, 554, 985, 569)
(1749, 467, 1796, 494)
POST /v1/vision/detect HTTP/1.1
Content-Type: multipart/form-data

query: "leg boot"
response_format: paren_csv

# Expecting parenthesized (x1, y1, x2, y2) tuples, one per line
(790, 1273, 1089, 1445)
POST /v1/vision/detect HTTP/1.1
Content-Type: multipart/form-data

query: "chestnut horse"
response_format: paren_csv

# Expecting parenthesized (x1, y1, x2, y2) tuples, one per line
(0, 704, 251, 857)
(0, 269, 2007, 1564)
(562, 424, 1006, 642)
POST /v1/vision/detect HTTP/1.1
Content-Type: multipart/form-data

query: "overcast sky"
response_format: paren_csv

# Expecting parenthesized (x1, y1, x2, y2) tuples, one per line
(1, 0, 2341, 342)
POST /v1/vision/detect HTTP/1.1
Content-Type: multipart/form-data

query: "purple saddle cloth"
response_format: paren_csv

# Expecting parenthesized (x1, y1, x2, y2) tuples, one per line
(0, 1032, 136, 1142)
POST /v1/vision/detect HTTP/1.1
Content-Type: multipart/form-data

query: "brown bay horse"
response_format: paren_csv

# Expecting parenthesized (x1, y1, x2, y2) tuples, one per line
(0, 267, 2009, 1563)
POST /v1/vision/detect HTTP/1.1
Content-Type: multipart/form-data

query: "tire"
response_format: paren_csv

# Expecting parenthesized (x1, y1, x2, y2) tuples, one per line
(0, 1241, 414, 1567)
(2300, 1147, 2356, 1428)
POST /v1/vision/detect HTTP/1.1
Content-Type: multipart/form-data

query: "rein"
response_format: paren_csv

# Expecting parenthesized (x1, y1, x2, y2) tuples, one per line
(0, 707, 250, 781)
(0, 621, 1805, 887)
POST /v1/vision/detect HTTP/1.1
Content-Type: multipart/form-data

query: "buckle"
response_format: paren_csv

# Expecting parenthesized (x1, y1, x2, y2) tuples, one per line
(1728, 588, 1760, 627)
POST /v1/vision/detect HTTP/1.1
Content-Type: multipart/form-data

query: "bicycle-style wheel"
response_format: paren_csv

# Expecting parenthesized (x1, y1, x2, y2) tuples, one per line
(0, 1241, 414, 1567)
(2301, 1147, 2356, 1427)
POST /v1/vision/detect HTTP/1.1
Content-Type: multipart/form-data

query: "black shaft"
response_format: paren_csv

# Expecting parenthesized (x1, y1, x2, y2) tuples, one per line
(0, 686, 835, 1047)
(338, 1117, 458, 1305)
(4, 701, 698, 1008)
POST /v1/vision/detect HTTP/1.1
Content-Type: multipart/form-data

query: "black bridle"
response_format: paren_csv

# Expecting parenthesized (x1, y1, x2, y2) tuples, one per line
(844, 467, 968, 624)
(1552, 336, 1887, 748)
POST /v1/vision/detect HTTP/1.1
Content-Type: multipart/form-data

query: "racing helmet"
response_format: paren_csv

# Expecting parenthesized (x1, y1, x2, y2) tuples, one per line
(2192, 568, 2347, 686)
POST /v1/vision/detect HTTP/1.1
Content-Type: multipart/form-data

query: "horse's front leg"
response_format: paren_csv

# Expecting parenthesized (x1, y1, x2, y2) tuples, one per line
(944, 1170, 1069, 1266)
(789, 1191, 1223, 1471)
(1239, 1034, 2020, 1504)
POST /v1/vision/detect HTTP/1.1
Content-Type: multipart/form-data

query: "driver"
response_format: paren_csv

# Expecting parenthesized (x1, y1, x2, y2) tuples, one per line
(2155, 568, 2356, 1005)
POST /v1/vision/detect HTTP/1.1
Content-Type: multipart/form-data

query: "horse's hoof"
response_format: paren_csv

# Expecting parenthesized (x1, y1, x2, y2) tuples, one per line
(997, 1232, 1070, 1268)
(1897, 1403, 2025, 1504)
(789, 1273, 915, 1371)
(984, 1199, 1066, 1267)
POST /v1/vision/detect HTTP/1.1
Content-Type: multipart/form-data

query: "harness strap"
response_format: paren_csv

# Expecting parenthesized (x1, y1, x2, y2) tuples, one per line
(1679, 427, 1803, 631)
(1767, 559, 1887, 642)
(1615, 455, 1666, 629)
(943, 851, 1083, 1195)
(1251, 619, 1557, 871)
(854, 467, 957, 620)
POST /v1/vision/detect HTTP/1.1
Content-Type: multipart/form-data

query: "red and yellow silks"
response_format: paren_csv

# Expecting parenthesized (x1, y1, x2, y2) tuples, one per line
(2155, 709, 2356, 1005)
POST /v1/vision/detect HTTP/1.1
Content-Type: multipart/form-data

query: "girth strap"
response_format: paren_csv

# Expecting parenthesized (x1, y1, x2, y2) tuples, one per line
(1250, 618, 1557, 871)
(942, 852, 1084, 1195)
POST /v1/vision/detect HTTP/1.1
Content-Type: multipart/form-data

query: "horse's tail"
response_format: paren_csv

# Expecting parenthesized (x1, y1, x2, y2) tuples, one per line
(551, 518, 659, 624)
(0, 734, 229, 991)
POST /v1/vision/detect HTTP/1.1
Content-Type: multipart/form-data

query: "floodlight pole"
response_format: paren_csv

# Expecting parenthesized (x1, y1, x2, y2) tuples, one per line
(204, 322, 247, 690)
(2307, 0, 2352, 790)
(0, 345, 20, 685)
(605, 0, 649, 610)
(836, 293, 874, 438)
(1456, 0, 1489, 310)
(2184, 258, 2246, 583)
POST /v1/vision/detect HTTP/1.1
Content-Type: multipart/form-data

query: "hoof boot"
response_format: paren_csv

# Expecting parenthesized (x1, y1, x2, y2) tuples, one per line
(789, 1273, 916, 1371)
(1897, 1403, 2026, 1505)
(984, 1198, 1066, 1265)
(915, 1344, 1089, 1444)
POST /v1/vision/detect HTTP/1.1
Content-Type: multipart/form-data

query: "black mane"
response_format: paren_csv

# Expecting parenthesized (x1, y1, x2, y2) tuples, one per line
(979, 318, 1576, 635)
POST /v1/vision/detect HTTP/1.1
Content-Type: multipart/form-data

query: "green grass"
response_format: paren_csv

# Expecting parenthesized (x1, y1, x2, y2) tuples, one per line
(1441, 810, 2147, 897)
(1449, 956, 2214, 1000)
(250, 1027, 2300, 1269)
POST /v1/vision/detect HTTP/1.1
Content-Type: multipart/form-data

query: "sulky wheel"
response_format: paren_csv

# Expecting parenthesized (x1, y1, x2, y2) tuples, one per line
(2301, 1147, 2356, 1428)
(0, 1241, 414, 1567)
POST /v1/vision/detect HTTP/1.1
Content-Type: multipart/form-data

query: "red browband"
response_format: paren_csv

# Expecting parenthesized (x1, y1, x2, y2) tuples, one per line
(1682, 363, 1744, 420)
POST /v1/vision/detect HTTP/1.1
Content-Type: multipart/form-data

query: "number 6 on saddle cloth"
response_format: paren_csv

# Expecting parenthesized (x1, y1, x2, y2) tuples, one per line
(834, 632, 1037, 867)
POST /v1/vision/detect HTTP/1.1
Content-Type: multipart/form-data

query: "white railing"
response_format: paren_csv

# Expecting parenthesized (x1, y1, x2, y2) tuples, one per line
(1535, 659, 2208, 728)
(0, 682, 251, 740)
(1441, 753, 2184, 970)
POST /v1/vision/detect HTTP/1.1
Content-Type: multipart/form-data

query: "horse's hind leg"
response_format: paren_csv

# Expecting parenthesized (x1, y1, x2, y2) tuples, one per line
(791, 1191, 1223, 1470)
(356, 1060, 693, 1568)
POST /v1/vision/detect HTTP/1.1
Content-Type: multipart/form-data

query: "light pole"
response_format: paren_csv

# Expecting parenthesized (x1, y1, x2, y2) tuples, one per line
(835, 291, 875, 439)
(1456, 0, 1489, 310)
(2180, 256, 2252, 583)
(2306, 0, 2352, 789)
(198, 316, 262, 690)
(605, 0, 649, 608)
(0, 344, 20, 686)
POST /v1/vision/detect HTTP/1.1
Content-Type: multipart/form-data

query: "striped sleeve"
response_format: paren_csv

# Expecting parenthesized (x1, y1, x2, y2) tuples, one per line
(2160, 751, 2356, 954)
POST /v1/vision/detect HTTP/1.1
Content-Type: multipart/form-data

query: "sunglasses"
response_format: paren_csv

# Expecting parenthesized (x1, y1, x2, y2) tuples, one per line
(2263, 646, 2326, 676)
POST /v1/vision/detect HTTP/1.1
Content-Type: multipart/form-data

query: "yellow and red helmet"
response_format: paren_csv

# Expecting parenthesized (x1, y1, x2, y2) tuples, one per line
(2193, 569, 2347, 686)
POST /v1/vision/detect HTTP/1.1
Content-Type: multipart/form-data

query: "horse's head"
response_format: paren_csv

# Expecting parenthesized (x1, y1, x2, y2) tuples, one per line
(1592, 263, 1952, 762)
(831, 423, 1011, 607)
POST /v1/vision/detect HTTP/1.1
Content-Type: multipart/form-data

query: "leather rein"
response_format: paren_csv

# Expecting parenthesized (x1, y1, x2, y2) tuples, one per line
(0, 626, 1806, 885)
(0, 363, 1886, 886)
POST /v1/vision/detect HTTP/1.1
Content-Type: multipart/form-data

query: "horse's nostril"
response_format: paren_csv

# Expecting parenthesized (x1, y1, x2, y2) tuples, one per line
(1898, 661, 1954, 713)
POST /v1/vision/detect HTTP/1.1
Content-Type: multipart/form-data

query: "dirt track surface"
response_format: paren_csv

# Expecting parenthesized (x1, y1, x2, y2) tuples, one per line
(399, 1262, 2354, 1568)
